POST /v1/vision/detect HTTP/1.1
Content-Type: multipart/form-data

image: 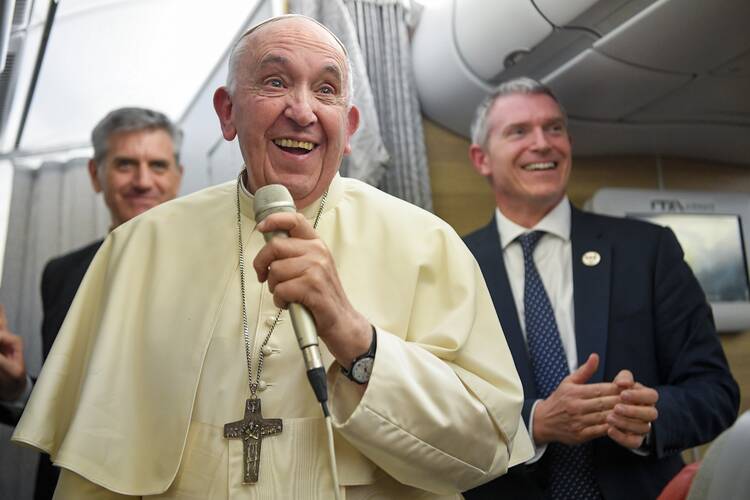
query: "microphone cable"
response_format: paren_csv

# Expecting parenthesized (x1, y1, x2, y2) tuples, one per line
(254, 184, 341, 499)
(307, 364, 342, 500)
(324, 403, 342, 500)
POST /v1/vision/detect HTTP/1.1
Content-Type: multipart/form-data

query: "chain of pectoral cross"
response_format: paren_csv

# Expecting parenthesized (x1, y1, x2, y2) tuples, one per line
(226, 175, 328, 484)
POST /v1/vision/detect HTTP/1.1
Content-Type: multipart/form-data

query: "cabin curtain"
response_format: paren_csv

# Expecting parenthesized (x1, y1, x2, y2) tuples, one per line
(345, 0, 432, 211)
(289, 0, 432, 211)
(0, 158, 109, 500)
(0, 159, 109, 376)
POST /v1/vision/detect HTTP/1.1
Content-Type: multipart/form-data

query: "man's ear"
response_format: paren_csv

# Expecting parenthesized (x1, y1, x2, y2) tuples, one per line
(213, 86, 237, 141)
(468, 144, 491, 177)
(88, 159, 103, 193)
(342, 105, 361, 155)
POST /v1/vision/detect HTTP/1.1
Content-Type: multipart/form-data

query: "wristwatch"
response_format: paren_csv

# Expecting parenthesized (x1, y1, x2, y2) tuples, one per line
(341, 327, 377, 384)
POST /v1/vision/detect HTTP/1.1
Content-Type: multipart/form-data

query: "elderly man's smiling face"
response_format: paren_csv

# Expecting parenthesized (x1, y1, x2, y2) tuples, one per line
(214, 17, 359, 208)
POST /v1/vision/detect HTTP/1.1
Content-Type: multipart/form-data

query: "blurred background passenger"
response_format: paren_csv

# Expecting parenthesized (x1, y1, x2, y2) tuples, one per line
(0, 106, 184, 500)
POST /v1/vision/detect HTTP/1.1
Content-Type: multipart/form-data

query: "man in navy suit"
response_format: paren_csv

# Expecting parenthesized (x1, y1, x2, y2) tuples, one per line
(0, 106, 184, 499)
(462, 78, 739, 500)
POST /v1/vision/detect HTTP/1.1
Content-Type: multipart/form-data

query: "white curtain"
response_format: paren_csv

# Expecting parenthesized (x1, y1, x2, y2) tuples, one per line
(0, 159, 110, 371)
(0, 159, 110, 500)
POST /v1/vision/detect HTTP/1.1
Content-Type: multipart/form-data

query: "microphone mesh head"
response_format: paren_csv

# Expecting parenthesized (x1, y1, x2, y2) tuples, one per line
(254, 184, 296, 222)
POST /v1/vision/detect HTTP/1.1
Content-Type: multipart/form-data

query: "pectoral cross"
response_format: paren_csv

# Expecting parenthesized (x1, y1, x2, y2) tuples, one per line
(224, 398, 282, 483)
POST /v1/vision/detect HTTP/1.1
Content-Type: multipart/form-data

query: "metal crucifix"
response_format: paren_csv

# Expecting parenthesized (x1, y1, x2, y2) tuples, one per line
(224, 398, 282, 483)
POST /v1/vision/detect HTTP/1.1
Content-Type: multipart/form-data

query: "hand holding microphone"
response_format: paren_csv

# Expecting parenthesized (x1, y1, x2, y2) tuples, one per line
(253, 185, 373, 402)
(254, 185, 325, 376)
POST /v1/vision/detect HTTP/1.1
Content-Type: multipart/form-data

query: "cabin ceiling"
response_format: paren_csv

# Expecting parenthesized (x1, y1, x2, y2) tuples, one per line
(1, 0, 748, 167)
(0, 0, 263, 166)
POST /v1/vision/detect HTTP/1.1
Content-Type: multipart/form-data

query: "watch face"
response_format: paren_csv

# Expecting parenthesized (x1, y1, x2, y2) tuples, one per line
(351, 357, 374, 383)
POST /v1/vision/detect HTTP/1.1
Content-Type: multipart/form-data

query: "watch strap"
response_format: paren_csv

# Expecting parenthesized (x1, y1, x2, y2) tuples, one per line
(341, 326, 377, 383)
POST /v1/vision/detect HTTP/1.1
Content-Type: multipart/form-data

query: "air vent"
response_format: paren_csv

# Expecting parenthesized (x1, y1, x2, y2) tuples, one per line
(711, 50, 750, 78)
(13, 0, 30, 28)
(0, 51, 16, 128)
(0, 33, 21, 151)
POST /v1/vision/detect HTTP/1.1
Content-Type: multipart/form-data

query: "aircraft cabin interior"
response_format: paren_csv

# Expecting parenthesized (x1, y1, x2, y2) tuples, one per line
(1, 0, 748, 498)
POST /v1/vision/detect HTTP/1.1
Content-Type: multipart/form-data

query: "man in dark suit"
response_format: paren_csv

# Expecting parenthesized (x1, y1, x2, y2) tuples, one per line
(462, 77, 739, 500)
(0, 106, 183, 499)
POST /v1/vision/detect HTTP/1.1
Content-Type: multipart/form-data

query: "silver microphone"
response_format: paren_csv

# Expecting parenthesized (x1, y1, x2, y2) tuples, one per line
(254, 184, 327, 403)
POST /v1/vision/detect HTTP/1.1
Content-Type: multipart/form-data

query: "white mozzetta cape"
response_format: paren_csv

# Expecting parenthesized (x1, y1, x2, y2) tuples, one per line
(14, 175, 532, 498)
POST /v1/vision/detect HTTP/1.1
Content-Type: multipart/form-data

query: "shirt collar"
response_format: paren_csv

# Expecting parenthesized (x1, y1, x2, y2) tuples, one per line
(494, 196, 571, 250)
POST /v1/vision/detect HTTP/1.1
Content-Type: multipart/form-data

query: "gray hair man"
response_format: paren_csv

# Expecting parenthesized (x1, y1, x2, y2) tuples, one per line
(463, 77, 738, 500)
(88, 106, 183, 229)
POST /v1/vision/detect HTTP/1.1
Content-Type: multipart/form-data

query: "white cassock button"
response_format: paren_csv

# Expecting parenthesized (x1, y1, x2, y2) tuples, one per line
(582, 251, 601, 267)
(265, 315, 280, 327)
(261, 345, 273, 356)
(257, 380, 268, 392)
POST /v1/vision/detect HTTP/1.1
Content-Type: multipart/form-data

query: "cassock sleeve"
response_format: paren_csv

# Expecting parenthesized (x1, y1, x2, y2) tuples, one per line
(327, 222, 532, 494)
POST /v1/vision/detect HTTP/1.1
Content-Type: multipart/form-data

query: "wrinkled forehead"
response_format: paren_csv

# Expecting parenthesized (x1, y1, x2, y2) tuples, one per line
(489, 93, 564, 126)
(234, 16, 349, 77)
(229, 15, 352, 98)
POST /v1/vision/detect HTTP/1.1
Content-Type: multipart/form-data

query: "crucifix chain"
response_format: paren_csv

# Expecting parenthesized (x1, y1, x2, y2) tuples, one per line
(228, 175, 329, 484)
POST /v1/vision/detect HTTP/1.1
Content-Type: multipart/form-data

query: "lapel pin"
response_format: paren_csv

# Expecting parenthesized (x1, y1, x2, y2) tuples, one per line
(582, 251, 601, 267)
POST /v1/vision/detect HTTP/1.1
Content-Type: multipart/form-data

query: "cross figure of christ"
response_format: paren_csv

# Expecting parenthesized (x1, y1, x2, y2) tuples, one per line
(224, 398, 283, 483)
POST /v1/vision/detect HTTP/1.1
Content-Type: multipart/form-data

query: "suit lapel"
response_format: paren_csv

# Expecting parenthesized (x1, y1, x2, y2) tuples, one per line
(571, 206, 611, 383)
(472, 220, 537, 400)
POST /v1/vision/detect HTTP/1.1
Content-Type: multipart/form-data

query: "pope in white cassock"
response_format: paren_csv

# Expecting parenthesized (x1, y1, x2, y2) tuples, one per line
(13, 15, 533, 499)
